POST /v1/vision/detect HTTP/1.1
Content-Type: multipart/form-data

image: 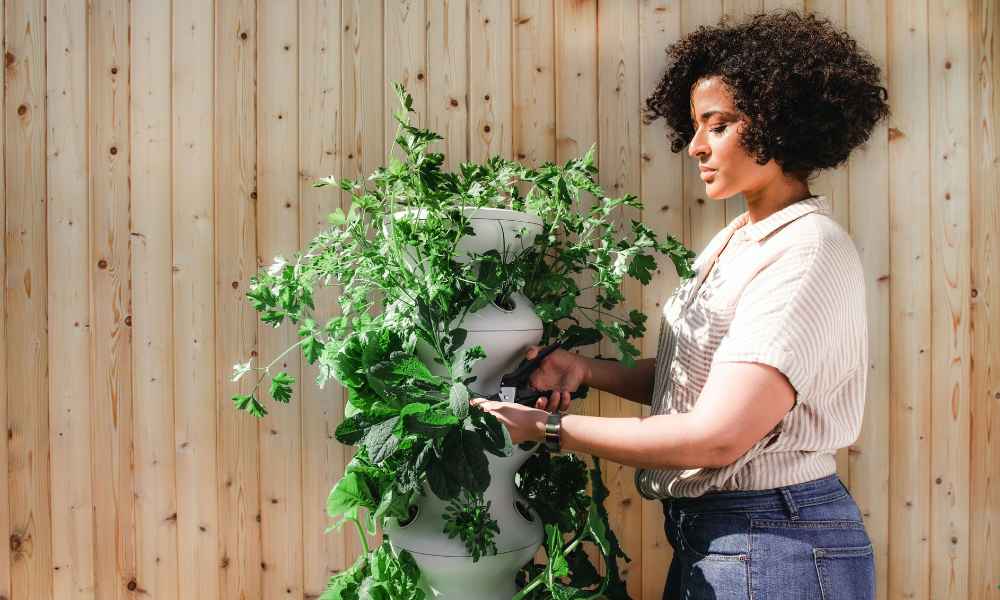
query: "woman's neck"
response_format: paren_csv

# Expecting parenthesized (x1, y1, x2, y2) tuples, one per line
(743, 179, 814, 224)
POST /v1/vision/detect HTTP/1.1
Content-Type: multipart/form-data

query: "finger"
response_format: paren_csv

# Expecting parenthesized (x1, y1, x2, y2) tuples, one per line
(560, 391, 571, 413)
(526, 345, 539, 359)
(469, 397, 486, 406)
(548, 390, 560, 412)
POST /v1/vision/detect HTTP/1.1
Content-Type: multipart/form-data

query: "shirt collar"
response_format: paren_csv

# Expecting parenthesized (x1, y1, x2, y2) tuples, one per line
(730, 195, 832, 243)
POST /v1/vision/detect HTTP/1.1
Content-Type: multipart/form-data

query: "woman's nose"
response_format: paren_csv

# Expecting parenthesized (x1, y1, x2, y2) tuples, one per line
(688, 128, 708, 159)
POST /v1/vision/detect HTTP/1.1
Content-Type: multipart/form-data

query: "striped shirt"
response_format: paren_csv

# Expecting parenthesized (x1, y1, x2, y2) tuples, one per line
(636, 195, 869, 499)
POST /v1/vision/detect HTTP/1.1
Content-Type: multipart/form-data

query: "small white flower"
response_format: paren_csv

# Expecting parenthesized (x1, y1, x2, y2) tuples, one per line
(267, 256, 288, 276)
(231, 360, 253, 382)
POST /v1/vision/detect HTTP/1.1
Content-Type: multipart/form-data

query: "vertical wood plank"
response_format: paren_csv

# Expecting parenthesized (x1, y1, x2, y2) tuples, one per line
(597, 1, 644, 594)
(385, 0, 428, 145)
(514, 0, 555, 166)
(339, 0, 384, 564)
(89, 0, 135, 597)
(215, 1, 263, 598)
(46, 0, 96, 597)
(131, 2, 181, 598)
(969, 1, 1000, 598)
(844, 0, 890, 596)
(0, 0, 9, 595)
(299, 0, 348, 592)
(469, 0, 513, 163)
(427, 0, 469, 170)
(5, 1, 53, 598)
(928, 2, 972, 598)
(681, 0, 726, 253)
(258, 2, 305, 597)
(639, 2, 684, 596)
(887, 1, 932, 598)
(173, 1, 220, 600)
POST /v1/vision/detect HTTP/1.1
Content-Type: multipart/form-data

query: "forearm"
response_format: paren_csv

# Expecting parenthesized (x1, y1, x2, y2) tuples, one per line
(583, 356, 657, 406)
(555, 412, 728, 470)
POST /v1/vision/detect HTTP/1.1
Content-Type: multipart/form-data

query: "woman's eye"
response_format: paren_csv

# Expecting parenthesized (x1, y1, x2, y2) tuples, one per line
(711, 125, 727, 134)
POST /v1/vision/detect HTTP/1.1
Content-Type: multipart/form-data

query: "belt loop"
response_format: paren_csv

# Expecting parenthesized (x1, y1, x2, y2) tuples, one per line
(779, 487, 800, 520)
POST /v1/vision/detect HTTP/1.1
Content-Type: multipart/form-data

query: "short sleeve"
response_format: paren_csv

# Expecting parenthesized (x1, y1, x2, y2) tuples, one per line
(711, 240, 838, 407)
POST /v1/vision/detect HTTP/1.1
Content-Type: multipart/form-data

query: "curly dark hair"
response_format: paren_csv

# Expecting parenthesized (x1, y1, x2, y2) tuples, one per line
(642, 9, 890, 183)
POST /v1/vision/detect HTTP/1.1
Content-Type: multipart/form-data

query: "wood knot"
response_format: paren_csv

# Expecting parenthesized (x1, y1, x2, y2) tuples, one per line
(888, 127, 904, 141)
(97, 259, 108, 269)
(9, 534, 21, 551)
(17, 104, 27, 116)
(240, 32, 248, 40)
(449, 98, 459, 107)
(4, 52, 15, 67)
(127, 580, 137, 591)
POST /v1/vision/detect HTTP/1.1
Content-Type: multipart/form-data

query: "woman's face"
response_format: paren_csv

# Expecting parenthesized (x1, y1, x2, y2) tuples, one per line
(688, 76, 784, 200)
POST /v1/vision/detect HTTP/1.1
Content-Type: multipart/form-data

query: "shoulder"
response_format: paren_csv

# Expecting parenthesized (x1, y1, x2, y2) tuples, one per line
(763, 212, 862, 277)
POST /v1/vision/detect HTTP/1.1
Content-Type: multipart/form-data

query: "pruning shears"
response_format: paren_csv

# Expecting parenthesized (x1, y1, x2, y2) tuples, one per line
(485, 341, 590, 409)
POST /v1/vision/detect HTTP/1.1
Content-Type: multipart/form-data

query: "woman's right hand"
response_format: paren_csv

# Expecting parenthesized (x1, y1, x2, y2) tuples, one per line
(525, 345, 591, 413)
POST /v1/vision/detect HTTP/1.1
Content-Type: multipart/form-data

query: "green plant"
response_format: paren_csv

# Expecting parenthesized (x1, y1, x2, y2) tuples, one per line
(443, 491, 501, 561)
(231, 81, 695, 599)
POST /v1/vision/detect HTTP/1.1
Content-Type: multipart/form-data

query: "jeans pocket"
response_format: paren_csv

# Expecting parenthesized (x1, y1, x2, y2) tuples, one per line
(813, 543, 875, 600)
(677, 512, 750, 561)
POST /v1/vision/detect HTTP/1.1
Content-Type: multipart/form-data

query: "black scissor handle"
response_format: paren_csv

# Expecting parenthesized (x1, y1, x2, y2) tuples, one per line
(500, 341, 562, 387)
(513, 384, 590, 407)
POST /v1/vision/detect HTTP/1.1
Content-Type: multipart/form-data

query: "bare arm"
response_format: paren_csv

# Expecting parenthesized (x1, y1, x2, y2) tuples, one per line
(557, 361, 796, 469)
(582, 356, 657, 406)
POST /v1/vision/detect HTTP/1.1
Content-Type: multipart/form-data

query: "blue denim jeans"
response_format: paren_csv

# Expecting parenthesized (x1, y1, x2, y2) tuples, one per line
(661, 474, 875, 599)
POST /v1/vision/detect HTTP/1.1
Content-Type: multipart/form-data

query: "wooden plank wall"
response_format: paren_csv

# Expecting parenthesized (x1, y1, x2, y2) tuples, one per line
(0, 1, 996, 599)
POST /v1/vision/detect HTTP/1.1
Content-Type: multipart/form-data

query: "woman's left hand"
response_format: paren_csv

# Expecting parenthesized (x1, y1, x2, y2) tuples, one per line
(469, 398, 548, 444)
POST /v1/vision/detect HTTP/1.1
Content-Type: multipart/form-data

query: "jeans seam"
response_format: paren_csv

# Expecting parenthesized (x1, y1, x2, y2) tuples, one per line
(814, 548, 829, 600)
(750, 519, 866, 530)
(673, 490, 849, 515)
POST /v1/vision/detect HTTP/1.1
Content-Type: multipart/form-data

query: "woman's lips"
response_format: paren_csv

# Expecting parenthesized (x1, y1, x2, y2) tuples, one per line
(700, 168, 717, 181)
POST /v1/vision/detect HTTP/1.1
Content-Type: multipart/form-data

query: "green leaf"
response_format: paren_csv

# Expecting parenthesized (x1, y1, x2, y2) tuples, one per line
(403, 408, 459, 439)
(326, 471, 376, 519)
(232, 393, 267, 418)
(471, 409, 512, 457)
(328, 207, 348, 226)
(269, 371, 295, 403)
(545, 524, 570, 585)
(448, 383, 469, 420)
(318, 553, 368, 600)
(364, 416, 401, 464)
(390, 356, 441, 385)
(442, 428, 491, 495)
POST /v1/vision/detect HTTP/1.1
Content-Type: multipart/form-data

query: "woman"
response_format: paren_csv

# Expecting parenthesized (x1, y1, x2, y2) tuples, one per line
(471, 9, 891, 600)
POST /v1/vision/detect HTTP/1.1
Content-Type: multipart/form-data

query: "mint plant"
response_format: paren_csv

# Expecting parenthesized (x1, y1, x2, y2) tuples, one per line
(229, 82, 695, 599)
